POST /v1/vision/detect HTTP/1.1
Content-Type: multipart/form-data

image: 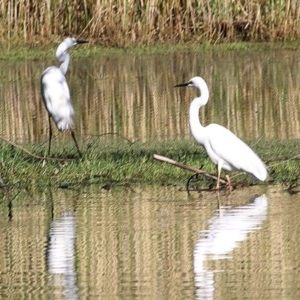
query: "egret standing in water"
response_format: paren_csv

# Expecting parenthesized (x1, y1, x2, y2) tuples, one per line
(41, 37, 88, 157)
(175, 76, 268, 190)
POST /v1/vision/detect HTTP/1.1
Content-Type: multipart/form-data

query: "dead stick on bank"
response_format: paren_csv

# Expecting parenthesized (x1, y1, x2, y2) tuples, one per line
(0, 136, 76, 162)
(153, 154, 227, 185)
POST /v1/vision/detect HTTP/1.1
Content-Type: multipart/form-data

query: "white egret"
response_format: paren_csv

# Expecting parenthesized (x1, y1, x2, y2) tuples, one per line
(41, 37, 88, 157)
(175, 76, 268, 190)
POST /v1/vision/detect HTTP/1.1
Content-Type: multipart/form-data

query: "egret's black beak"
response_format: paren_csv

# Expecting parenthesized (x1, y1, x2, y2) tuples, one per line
(77, 40, 89, 44)
(174, 81, 189, 88)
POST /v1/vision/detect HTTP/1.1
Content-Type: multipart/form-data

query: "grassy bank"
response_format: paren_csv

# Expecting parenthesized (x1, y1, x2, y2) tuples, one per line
(1, 1, 300, 48)
(0, 139, 299, 192)
(2, 40, 300, 61)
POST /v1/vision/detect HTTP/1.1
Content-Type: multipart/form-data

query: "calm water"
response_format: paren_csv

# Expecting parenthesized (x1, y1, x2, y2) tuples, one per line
(1, 49, 300, 145)
(1, 185, 300, 299)
(1, 49, 300, 299)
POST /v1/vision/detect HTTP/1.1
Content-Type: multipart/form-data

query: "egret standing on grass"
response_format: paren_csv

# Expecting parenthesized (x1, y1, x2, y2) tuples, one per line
(175, 76, 268, 190)
(41, 37, 88, 157)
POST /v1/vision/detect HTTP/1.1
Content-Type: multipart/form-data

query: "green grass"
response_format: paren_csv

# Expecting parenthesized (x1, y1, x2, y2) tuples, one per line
(2, 40, 300, 61)
(9, 42, 300, 61)
(0, 139, 299, 191)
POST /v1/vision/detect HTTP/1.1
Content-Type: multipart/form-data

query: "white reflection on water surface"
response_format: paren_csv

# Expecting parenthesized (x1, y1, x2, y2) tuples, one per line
(47, 211, 78, 300)
(194, 194, 268, 299)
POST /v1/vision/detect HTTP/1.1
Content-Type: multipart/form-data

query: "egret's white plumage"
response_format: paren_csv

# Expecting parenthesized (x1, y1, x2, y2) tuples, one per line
(41, 37, 88, 156)
(175, 76, 268, 189)
(41, 67, 73, 130)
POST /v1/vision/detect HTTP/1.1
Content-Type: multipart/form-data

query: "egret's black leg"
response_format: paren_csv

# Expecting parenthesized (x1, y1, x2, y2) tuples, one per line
(70, 129, 82, 158)
(48, 115, 53, 156)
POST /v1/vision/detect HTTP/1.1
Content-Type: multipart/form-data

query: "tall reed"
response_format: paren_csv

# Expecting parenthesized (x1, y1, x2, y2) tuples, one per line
(0, 0, 300, 46)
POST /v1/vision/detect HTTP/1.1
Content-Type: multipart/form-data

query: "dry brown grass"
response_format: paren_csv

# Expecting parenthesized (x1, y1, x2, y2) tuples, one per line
(0, 1, 300, 46)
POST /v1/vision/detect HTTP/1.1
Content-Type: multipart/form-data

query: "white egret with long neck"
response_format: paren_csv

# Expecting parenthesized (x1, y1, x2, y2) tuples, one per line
(41, 37, 88, 157)
(175, 76, 268, 190)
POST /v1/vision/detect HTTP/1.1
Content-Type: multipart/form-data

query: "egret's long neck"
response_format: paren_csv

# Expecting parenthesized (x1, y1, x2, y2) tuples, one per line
(189, 85, 209, 143)
(58, 52, 70, 75)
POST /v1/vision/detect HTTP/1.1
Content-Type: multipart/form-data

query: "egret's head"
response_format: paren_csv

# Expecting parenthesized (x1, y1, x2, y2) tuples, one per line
(56, 37, 88, 60)
(174, 76, 206, 88)
(62, 37, 88, 48)
(175, 76, 209, 103)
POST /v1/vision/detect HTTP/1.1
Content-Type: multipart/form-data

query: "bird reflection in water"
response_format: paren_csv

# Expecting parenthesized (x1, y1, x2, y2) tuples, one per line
(193, 194, 268, 299)
(47, 211, 78, 300)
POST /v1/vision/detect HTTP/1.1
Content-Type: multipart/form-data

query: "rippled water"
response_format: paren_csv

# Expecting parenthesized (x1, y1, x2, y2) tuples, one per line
(1, 185, 300, 299)
(1, 49, 300, 146)
(1, 49, 300, 299)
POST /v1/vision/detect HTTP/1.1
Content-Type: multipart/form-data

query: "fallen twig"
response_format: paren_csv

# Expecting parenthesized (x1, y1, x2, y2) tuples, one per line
(153, 154, 227, 185)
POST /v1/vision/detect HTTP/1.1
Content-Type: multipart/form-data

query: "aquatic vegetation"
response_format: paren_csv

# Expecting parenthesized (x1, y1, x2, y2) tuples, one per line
(0, 139, 299, 191)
